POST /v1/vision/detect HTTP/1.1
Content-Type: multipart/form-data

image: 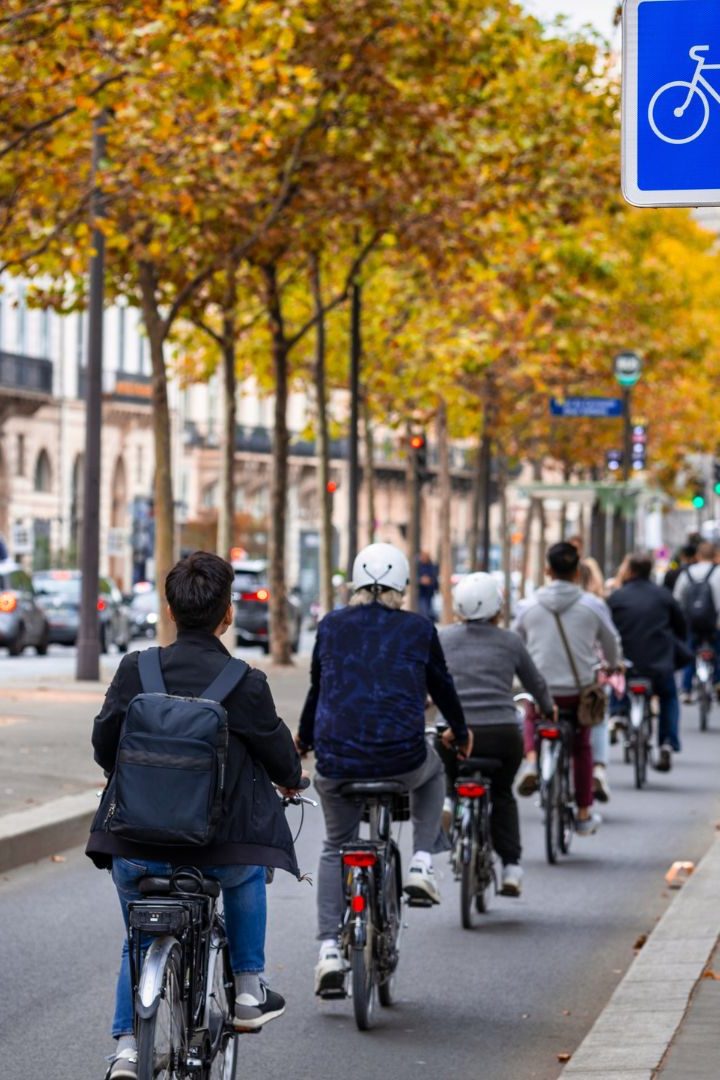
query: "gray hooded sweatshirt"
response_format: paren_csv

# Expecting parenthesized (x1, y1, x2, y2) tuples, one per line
(513, 581, 621, 697)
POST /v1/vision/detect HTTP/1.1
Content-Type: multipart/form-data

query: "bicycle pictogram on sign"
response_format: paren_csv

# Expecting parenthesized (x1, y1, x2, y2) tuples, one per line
(649, 44, 720, 144)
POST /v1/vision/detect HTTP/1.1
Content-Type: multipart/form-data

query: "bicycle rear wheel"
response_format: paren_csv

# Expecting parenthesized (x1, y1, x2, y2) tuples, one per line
(378, 848, 401, 1007)
(351, 912, 376, 1030)
(699, 683, 710, 732)
(544, 773, 560, 865)
(634, 726, 647, 789)
(208, 924, 237, 1080)
(136, 945, 185, 1080)
(460, 838, 480, 929)
(558, 761, 573, 856)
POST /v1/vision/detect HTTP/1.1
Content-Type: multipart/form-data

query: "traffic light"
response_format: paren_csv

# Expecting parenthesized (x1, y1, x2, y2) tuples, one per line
(692, 489, 706, 510)
(713, 461, 720, 496)
(409, 433, 429, 483)
(631, 424, 647, 472)
(326, 480, 338, 494)
(606, 449, 623, 472)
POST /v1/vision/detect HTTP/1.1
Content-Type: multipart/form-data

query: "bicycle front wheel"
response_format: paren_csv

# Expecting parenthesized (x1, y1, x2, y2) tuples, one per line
(699, 683, 710, 732)
(351, 915, 376, 1030)
(136, 944, 185, 1080)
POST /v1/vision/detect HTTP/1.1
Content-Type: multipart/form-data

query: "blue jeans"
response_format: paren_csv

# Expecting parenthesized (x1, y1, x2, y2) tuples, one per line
(111, 858, 266, 1038)
(610, 672, 681, 752)
(682, 631, 720, 693)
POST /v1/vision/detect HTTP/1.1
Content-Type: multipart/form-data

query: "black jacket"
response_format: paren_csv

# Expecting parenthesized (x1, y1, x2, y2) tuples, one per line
(86, 631, 303, 876)
(607, 578, 687, 680)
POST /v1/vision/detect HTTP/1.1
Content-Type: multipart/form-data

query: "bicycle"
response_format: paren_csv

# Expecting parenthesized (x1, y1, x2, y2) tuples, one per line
(123, 787, 315, 1079)
(332, 779, 409, 1031)
(536, 710, 575, 865)
(447, 756, 499, 930)
(648, 45, 720, 145)
(694, 644, 715, 732)
(626, 673, 654, 790)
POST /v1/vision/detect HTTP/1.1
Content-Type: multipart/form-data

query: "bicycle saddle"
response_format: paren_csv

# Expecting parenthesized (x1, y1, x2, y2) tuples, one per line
(338, 779, 408, 798)
(458, 756, 503, 777)
(138, 874, 221, 899)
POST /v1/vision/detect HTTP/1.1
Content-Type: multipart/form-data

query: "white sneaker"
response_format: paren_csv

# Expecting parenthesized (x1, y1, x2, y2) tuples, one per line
(575, 812, 602, 837)
(314, 939, 348, 997)
(515, 759, 538, 797)
(500, 863, 523, 897)
(404, 856, 441, 904)
(592, 764, 611, 804)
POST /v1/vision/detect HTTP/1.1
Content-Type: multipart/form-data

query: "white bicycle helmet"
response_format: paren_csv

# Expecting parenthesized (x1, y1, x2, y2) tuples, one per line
(352, 542, 409, 593)
(453, 572, 502, 621)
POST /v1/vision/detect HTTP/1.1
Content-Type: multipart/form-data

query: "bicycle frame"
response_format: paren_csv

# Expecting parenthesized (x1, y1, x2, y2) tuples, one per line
(684, 46, 720, 110)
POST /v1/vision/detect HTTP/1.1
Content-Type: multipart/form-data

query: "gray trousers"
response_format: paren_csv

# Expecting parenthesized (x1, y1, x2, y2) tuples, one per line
(314, 749, 445, 940)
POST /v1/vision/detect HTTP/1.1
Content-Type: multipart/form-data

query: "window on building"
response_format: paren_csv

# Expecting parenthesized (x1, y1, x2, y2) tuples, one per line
(16, 434, 25, 476)
(33, 449, 52, 493)
(138, 332, 146, 374)
(16, 283, 27, 353)
(41, 309, 51, 358)
(136, 444, 143, 485)
(118, 305, 126, 372)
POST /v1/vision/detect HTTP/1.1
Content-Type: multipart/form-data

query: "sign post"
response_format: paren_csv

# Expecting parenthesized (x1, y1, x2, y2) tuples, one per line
(623, 0, 720, 207)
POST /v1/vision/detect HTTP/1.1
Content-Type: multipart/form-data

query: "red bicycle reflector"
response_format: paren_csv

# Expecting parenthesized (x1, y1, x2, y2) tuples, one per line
(455, 781, 486, 798)
(538, 726, 560, 740)
(699, 650, 714, 661)
(351, 895, 365, 913)
(342, 852, 377, 868)
(629, 683, 648, 694)
(0, 592, 17, 613)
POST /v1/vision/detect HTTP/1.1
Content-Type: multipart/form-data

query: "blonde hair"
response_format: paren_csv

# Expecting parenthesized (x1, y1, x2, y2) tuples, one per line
(349, 587, 405, 610)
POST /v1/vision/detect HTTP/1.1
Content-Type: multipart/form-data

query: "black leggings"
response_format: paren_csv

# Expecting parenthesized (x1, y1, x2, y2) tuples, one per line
(438, 724, 524, 866)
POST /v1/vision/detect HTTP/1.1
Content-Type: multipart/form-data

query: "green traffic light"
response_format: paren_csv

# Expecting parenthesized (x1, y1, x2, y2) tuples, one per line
(692, 494, 706, 509)
(714, 483, 720, 496)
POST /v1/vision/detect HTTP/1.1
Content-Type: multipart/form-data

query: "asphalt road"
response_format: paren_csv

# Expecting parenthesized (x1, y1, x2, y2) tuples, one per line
(2, 704, 720, 1080)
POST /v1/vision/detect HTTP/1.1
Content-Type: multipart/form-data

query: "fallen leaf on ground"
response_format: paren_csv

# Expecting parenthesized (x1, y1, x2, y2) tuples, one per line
(702, 969, 720, 980)
(50, 854, 66, 863)
(562, 1009, 572, 1016)
(557, 1052, 572, 1063)
(634, 933, 648, 950)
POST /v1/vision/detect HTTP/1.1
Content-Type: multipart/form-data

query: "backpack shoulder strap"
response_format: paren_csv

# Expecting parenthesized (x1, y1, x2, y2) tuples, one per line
(138, 647, 166, 694)
(552, 611, 583, 691)
(201, 657, 250, 704)
(706, 565, 717, 583)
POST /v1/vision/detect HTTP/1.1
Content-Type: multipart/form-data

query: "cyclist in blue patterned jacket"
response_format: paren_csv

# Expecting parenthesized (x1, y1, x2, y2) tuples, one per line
(297, 542, 471, 995)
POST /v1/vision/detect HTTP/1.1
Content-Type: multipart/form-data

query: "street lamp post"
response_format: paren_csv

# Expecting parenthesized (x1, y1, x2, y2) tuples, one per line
(76, 113, 106, 681)
(614, 351, 642, 555)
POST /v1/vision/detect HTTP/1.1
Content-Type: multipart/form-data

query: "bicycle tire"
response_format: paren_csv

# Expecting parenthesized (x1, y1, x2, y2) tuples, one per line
(136, 945, 185, 1080)
(460, 843, 479, 928)
(699, 684, 710, 732)
(634, 725, 646, 790)
(378, 848, 401, 1007)
(558, 760, 573, 856)
(208, 924, 238, 1080)
(351, 929, 376, 1031)
(544, 772, 560, 865)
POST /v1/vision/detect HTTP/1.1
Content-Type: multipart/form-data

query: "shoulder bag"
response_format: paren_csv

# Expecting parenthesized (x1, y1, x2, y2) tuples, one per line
(552, 611, 606, 728)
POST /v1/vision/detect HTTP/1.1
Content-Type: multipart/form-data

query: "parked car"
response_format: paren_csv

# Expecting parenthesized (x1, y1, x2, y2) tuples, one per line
(0, 560, 49, 656)
(33, 569, 131, 652)
(127, 586, 159, 639)
(231, 559, 302, 653)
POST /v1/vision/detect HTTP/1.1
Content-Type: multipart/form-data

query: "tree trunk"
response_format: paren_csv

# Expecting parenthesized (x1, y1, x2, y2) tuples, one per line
(468, 428, 483, 572)
(520, 498, 535, 598)
(436, 400, 453, 624)
(217, 310, 237, 561)
(263, 263, 291, 665)
(310, 254, 333, 617)
(363, 393, 376, 545)
(534, 499, 547, 589)
(407, 422, 419, 612)
(499, 459, 512, 625)
(138, 262, 175, 646)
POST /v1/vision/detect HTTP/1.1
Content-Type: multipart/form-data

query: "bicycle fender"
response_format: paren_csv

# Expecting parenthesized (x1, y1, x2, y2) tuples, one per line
(540, 741, 559, 784)
(135, 936, 180, 1021)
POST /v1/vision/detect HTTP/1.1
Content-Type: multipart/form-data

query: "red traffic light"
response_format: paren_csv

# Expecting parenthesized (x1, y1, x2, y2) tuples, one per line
(410, 434, 425, 450)
(326, 480, 338, 494)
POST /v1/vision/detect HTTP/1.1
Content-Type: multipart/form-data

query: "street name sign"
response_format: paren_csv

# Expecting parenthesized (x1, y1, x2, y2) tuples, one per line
(550, 397, 625, 418)
(623, 0, 720, 206)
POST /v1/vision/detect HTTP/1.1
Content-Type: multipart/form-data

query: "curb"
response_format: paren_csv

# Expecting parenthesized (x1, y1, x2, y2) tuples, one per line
(0, 791, 98, 874)
(562, 835, 720, 1079)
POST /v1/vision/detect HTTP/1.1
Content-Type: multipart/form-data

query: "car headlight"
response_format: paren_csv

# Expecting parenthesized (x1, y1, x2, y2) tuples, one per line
(146, 612, 158, 624)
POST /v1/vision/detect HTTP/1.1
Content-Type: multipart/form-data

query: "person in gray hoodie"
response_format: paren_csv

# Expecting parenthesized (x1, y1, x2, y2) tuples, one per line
(513, 542, 621, 836)
(438, 572, 554, 897)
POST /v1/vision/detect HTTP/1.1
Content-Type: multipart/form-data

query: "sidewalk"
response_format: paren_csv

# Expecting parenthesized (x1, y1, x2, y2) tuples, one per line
(0, 657, 311, 872)
(562, 835, 720, 1080)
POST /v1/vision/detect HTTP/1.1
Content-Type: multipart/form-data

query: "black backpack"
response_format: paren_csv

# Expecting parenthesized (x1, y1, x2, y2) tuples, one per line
(682, 566, 718, 636)
(108, 648, 249, 846)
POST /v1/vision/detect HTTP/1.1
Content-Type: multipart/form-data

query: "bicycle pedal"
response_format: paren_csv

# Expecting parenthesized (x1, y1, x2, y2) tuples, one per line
(406, 897, 434, 908)
(319, 988, 348, 1000)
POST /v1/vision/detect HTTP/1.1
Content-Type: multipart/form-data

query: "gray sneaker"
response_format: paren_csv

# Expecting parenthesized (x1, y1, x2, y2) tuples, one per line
(107, 1049, 137, 1080)
(233, 984, 286, 1030)
(575, 812, 602, 837)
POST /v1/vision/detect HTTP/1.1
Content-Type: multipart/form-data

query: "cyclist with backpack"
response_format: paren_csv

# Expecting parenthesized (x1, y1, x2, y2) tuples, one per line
(608, 552, 687, 771)
(673, 540, 720, 703)
(86, 552, 304, 1079)
(297, 542, 471, 996)
(437, 573, 555, 897)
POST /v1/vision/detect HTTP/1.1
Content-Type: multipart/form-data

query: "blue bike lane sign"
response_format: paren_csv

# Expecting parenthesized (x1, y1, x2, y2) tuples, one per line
(623, 0, 720, 206)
